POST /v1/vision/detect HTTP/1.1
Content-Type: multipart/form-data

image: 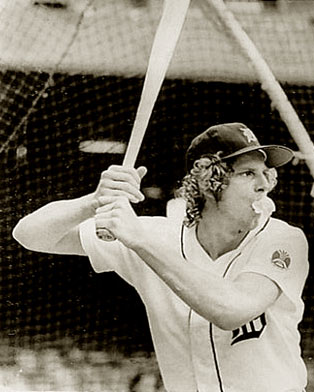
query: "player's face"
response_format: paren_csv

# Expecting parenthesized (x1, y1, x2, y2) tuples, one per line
(217, 151, 274, 230)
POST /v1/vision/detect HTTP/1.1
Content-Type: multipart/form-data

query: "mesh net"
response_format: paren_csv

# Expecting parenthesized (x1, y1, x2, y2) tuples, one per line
(1, 0, 314, 390)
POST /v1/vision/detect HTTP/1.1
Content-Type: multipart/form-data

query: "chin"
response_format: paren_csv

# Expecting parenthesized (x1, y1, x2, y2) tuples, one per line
(238, 209, 260, 231)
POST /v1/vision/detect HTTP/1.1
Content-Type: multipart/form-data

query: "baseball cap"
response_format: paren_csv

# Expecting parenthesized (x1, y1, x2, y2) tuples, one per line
(186, 122, 294, 170)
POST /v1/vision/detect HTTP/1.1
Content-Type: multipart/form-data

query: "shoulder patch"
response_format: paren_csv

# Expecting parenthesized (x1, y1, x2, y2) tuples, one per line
(271, 250, 291, 270)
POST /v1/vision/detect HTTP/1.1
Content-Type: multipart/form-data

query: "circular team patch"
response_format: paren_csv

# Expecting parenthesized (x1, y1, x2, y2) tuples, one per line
(271, 250, 291, 270)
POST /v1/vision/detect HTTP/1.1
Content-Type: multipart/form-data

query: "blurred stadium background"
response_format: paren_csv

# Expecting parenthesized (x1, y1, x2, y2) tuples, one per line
(0, 0, 313, 390)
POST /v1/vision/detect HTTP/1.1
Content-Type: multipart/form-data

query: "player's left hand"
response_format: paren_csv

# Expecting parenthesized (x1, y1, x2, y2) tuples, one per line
(94, 196, 143, 248)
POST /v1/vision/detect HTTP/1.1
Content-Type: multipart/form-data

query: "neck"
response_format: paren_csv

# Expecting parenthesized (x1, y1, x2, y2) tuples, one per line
(196, 206, 250, 260)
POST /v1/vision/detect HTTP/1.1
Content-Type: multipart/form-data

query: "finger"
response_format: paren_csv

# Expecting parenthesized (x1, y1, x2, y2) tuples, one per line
(103, 165, 143, 187)
(137, 166, 147, 181)
(95, 202, 114, 214)
(95, 201, 126, 230)
(96, 196, 129, 212)
(95, 201, 117, 219)
(97, 185, 144, 203)
(107, 165, 147, 186)
(95, 215, 117, 232)
(99, 168, 144, 199)
(101, 169, 138, 188)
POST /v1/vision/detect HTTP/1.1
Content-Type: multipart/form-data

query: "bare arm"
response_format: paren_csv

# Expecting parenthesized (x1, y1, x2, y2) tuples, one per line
(132, 233, 280, 330)
(13, 165, 147, 255)
(13, 194, 94, 255)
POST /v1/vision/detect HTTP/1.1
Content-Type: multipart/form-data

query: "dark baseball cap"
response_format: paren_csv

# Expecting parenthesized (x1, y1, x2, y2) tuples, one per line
(186, 123, 294, 170)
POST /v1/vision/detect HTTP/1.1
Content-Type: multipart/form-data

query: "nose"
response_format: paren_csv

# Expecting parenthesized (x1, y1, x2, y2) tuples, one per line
(254, 173, 270, 193)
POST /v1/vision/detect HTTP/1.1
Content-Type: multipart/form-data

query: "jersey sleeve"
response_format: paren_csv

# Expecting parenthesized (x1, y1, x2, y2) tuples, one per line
(241, 225, 309, 306)
(79, 217, 144, 286)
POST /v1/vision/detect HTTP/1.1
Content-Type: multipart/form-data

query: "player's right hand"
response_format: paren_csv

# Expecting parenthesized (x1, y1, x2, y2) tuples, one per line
(91, 165, 147, 210)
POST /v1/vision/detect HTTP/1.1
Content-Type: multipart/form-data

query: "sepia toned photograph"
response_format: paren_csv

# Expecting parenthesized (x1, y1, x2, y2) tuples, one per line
(1, 0, 314, 391)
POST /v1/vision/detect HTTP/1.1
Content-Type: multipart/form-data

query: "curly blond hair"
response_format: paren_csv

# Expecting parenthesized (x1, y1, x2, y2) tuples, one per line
(178, 154, 232, 228)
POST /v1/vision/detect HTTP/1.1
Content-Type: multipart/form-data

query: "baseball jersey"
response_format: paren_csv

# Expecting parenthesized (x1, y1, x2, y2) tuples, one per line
(79, 212, 309, 392)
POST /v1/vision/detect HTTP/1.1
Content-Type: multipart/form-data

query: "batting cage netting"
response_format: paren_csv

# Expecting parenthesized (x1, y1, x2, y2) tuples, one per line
(1, 0, 314, 390)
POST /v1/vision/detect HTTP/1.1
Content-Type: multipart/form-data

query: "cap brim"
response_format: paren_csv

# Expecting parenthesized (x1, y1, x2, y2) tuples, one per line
(222, 145, 294, 168)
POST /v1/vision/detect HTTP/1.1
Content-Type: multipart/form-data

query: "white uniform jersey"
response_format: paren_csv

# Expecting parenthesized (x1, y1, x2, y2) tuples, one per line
(79, 212, 309, 392)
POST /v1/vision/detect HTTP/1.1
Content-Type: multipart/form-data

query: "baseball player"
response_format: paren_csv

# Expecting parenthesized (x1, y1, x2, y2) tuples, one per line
(13, 123, 309, 392)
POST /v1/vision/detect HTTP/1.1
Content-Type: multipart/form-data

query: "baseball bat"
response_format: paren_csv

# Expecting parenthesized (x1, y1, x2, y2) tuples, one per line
(96, 0, 191, 241)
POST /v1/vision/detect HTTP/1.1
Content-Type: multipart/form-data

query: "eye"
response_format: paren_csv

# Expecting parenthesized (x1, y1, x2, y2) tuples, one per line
(239, 170, 255, 177)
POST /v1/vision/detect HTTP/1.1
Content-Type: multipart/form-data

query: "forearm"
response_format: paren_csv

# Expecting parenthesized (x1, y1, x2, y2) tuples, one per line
(132, 235, 264, 330)
(13, 193, 95, 253)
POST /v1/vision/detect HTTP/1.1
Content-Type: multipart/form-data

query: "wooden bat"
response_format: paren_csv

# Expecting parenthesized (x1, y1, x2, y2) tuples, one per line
(96, 0, 191, 241)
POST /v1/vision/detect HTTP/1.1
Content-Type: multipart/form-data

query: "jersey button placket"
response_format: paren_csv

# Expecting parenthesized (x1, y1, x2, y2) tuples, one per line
(188, 309, 220, 391)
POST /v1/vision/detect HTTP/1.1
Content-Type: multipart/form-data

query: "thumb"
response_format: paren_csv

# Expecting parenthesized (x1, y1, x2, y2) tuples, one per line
(137, 166, 147, 180)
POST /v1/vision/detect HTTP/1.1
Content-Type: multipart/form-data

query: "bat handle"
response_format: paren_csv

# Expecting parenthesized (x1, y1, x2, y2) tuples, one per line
(96, 227, 116, 242)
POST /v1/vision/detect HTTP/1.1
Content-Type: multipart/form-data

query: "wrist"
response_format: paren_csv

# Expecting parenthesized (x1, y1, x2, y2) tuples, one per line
(125, 218, 149, 251)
